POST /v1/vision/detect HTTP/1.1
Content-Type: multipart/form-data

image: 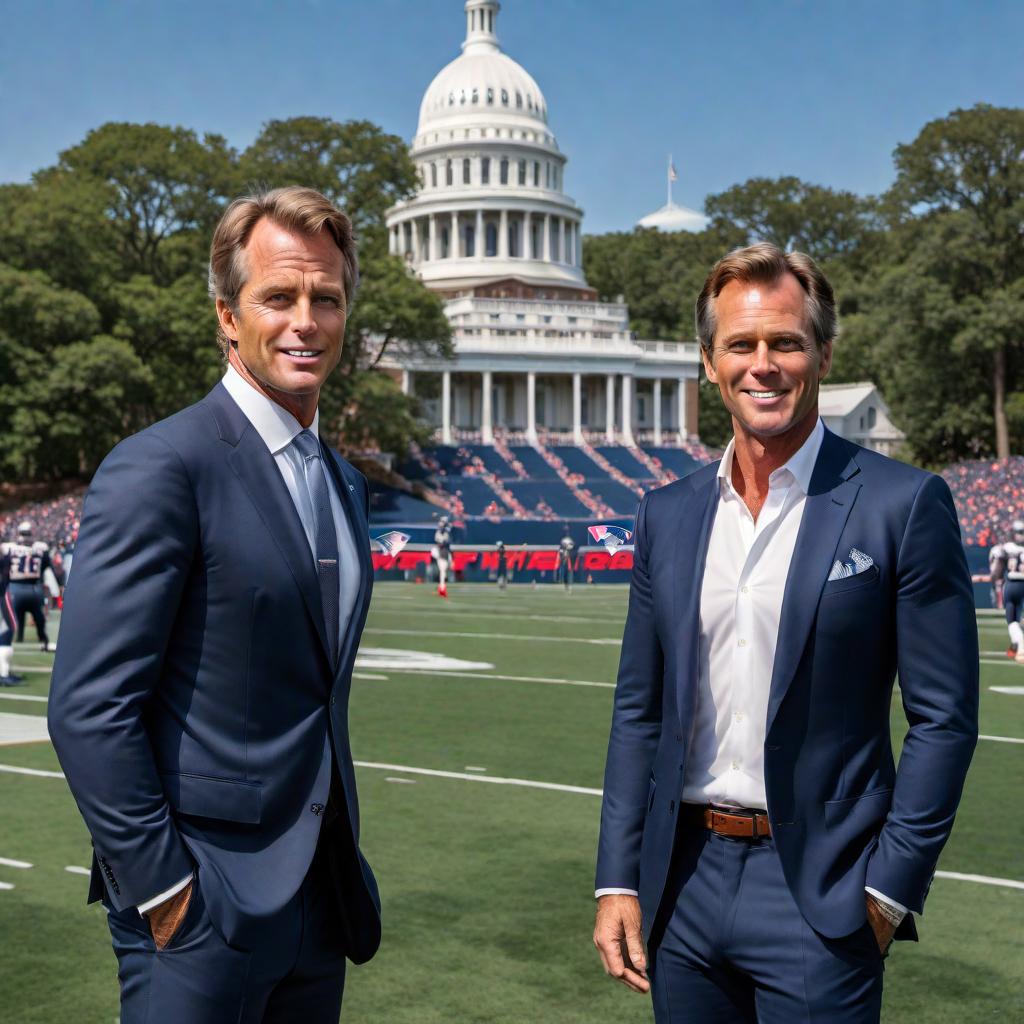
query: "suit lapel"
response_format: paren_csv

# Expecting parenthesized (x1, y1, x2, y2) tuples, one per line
(205, 384, 333, 665)
(322, 444, 372, 681)
(673, 469, 720, 734)
(765, 431, 861, 734)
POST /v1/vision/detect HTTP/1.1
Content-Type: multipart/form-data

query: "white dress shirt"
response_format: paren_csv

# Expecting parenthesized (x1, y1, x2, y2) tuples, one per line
(137, 365, 360, 914)
(598, 418, 905, 919)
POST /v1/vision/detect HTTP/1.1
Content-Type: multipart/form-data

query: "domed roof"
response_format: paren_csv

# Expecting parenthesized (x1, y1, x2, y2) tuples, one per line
(636, 201, 709, 234)
(417, 2, 549, 134)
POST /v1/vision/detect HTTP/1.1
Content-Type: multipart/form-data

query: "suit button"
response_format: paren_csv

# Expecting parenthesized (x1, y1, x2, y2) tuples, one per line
(311, 803, 324, 816)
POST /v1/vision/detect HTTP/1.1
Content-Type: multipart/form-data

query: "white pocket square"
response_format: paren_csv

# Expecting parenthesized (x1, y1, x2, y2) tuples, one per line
(828, 548, 874, 582)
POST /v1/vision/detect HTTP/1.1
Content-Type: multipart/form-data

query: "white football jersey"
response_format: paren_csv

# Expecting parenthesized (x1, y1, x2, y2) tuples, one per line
(991, 541, 1024, 580)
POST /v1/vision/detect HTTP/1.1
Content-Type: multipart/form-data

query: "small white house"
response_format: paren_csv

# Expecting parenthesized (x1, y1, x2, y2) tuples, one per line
(819, 382, 905, 456)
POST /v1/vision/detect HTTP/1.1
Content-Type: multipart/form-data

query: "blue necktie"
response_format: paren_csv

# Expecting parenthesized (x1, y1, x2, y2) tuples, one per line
(293, 430, 340, 668)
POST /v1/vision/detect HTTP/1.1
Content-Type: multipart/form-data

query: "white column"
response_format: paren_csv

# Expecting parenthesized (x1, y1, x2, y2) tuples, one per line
(621, 373, 634, 446)
(450, 211, 459, 258)
(476, 208, 484, 258)
(558, 218, 566, 263)
(499, 209, 509, 258)
(401, 369, 411, 395)
(526, 371, 537, 442)
(543, 214, 551, 261)
(481, 370, 493, 444)
(410, 219, 420, 262)
(572, 372, 583, 444)
(524, 211, 532, 259)
(677, 376, 689, 441)
(389, 225, 396, 255)
(565, 222, 574, 266)
(653, 378, 662, 446)
(576, 222, 582, 266)
(442, 370, 452, 445)
(429, 215, 439, 262)
(605, 374, 615, 443)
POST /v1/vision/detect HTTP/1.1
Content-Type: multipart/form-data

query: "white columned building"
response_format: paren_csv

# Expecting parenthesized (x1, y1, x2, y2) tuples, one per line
(382, 0, 701, 445)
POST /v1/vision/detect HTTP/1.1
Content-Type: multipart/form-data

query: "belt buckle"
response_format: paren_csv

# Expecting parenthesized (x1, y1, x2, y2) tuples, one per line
(728, 806, 763, 839)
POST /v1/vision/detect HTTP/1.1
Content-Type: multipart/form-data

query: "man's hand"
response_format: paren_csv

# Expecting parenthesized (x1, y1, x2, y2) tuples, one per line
(146, 880, 193, 951)
(594, 894, 650, 993)
(865, 893, 897, 955)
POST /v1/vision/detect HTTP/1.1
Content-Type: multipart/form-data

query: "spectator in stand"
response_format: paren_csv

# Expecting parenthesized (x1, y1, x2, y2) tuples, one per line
(941, 458, 1024, 548)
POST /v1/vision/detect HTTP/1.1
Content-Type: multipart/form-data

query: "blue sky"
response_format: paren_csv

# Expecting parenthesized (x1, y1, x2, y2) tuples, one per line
(2, 0, 1021, 234)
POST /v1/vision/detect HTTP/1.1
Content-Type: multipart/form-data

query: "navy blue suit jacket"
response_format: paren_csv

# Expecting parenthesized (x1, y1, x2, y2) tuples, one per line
(49, 382, 381, 961)
(596, 428, 978, 942)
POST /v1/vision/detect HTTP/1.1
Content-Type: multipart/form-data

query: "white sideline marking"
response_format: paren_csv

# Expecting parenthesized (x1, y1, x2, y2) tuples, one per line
(65, 866, 90, 876)
(934, 870, 1024, 891)
(0, 693, 48, 703)
(364, 627, 619, 645)
(392, 668, 614, 689)
(979, 734, 1024, 745)
(0, 763, 64, 778)
(0, 759, 1021, 893)
(0, 857, 32, 869)
(354, 760, 603, 796)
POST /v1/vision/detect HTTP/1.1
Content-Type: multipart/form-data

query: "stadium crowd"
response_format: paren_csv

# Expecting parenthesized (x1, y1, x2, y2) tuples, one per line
(941, 458, 1024, 548)
(0, 491, 83, 552)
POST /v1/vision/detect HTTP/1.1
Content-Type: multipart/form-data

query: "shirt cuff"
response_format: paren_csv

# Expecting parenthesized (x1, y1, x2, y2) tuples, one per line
(137, 872, 193, 915)
(595, 888, 639, 899)
(865, 886, 908, 923)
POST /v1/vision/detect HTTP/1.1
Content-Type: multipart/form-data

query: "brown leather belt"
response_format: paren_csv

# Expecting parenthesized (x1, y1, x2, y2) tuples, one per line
(683, 803, 772, 838)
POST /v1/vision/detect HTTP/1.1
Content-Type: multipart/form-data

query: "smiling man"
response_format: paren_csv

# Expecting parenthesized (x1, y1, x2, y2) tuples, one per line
(49, 187, 380, 1022)
(593, 242, 979, 1022)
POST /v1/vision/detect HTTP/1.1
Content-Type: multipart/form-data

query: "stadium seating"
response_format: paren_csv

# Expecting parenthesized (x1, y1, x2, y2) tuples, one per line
(504, 480, 591, 519)
(644, 446, 702, 478)
(595, 446, 649, 480)
(552, 446, 610, 478)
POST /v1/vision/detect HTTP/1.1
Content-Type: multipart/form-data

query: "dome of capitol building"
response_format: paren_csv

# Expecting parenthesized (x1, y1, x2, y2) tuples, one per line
(383, 1, 701, 448)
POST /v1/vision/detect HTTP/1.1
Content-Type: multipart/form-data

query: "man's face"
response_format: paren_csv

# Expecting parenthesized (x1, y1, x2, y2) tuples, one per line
(702, 273, 832, 440)
(217, 218, 347, 398)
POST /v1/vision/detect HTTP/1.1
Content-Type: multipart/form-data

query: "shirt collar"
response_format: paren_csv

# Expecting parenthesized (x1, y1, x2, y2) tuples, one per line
(222, 363, 319, 455)
(717, 417, 825, 496)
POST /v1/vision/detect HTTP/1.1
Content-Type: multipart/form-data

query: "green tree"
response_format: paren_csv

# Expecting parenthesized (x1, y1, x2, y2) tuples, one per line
(889, 104, 1024, 459)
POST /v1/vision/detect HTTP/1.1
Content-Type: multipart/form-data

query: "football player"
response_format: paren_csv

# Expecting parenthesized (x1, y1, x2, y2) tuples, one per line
(558, 528, 576, 594)
(6, 520, 59, 651)
(990, 520, 1024, 663)
(495, 540, 508, 591)
(0, 539, 22, 685)
(433, 516, 453, 599)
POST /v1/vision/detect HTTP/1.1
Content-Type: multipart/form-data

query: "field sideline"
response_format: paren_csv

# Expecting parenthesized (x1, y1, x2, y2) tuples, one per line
(0, 584, 1021, 1023)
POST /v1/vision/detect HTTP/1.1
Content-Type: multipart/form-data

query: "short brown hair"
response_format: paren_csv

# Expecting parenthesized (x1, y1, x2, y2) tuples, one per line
(695, 242, 836, 355)
(208, 185, 358, 354)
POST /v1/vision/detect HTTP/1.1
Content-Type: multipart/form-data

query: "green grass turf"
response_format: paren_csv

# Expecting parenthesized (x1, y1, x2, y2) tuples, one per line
(0, 590, 1020, 1022)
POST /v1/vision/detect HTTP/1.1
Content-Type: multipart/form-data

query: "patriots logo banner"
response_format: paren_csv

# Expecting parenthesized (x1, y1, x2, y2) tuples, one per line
(373, 531, 411, 556)
(588, 525, 633, 552)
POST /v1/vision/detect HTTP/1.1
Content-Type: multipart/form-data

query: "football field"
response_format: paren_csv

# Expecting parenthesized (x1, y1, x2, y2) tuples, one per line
(0, 584, 1021, 1023)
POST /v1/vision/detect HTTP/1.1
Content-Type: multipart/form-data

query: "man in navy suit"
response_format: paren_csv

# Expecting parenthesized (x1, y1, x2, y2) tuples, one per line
(49, 186, 380, 1022)
(593, 243, 978, 1021)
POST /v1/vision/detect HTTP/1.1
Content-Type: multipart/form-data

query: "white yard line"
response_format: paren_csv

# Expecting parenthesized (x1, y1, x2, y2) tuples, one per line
(65, 866, 90, 876)
(354, 760, 603, 796)
(978, 734, 1024, 745)
(371, 608, 626, 626)
(364, 627, 619, 645)
(934, 870, 1024, 891)
(1, 758, 1020, 893)
(0, 693, 48, 703)
(0, 763, 64, 778)
(0, 857, 32, 869)
(389, 668, 614, 689)
(11, 666, 52, 674)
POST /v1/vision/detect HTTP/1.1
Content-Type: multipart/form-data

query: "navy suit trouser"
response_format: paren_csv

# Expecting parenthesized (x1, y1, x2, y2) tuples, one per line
(648, 824, 884, 1023)
(105, 836, 347, 1024)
